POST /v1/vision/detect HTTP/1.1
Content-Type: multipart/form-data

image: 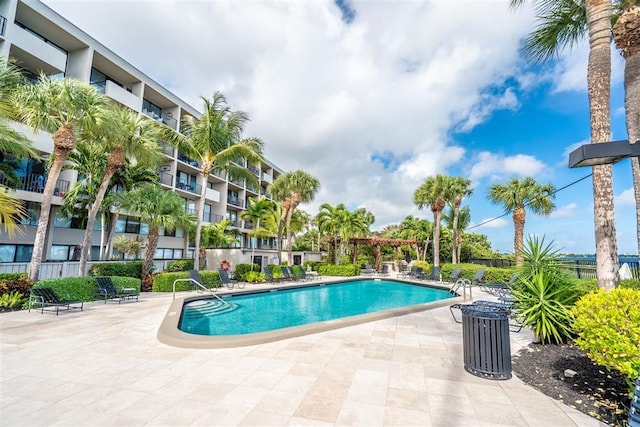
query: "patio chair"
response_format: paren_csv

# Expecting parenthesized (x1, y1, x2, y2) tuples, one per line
(29, 287, 84, 315)
(287, 266, 305, 281)
(362, 265, 375, 276)
(264, 265, 279, 283)
(279, 266, 294, 281)
(480, 273, 519, 296)
(376, 264, 390, 277)
(447, 268, 462, 282)
(292, 265, 314, 281)
(95, 276, 139, 303)
(423, 266, 440, 281)
(218, 268, 245, 289)
(470, 269, 485, 286)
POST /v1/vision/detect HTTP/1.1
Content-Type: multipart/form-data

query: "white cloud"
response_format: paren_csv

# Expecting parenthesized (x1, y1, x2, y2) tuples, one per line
(469, 151, 546, 183)
(44, 0, 538, 229)
(615, 188, 636, 207)
(471, 217, 509, 230)
(549, 203, 578, 218)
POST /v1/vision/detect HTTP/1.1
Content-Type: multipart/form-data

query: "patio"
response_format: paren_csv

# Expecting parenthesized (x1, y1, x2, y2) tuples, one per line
(0, 282, 606, 426)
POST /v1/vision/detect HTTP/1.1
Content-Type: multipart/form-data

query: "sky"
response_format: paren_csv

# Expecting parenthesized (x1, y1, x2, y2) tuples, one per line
(43, 0, 635, 255)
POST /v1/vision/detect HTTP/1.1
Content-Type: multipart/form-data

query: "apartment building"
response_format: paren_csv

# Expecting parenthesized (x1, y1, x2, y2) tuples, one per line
(0, 0, 283, 267)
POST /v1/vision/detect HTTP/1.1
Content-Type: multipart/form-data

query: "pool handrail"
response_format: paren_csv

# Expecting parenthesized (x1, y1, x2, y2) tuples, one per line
(172, 278, 228, 307)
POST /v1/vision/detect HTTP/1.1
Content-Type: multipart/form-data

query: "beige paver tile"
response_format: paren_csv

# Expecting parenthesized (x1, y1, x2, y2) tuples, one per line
(255, 389, 306, 415)
(336, 401, 386, 426)
(287, 416, 335, 426)
(238, 408, 292, 426)
(385, 387, 430, 412)
(383, 405, 433, 426)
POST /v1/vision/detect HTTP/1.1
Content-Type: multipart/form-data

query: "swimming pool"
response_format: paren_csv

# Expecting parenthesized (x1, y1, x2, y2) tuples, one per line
(158, 279, 457, 348)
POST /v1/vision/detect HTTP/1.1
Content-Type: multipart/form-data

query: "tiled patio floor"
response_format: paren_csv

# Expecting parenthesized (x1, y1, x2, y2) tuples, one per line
(0, 279, 607, 426)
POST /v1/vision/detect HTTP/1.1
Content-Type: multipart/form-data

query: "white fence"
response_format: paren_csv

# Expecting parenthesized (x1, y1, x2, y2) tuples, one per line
(0, 260, 173, 280)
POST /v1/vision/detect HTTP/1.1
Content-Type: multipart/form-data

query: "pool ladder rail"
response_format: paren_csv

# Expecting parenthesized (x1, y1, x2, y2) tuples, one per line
(172, 277, 229, 307)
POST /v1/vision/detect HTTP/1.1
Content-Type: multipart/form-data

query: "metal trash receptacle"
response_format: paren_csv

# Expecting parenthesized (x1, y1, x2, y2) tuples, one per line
(460, 304, 512, 380)
(629, 374, 640, 427)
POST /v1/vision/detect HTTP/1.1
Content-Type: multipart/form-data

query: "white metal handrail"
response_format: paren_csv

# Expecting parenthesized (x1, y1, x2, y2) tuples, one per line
(172, 278, 228, 307)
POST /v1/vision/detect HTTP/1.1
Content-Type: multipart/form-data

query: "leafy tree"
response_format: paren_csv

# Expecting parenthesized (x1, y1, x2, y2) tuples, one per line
(443, 205, 471, 264)
(488, 177, 556, 266)
(163, 92, 263, 270)
(14, 76, 107, 281)
(119, 184, 195, 277)
(413, 174, 451, 268)
(201, 219, 239, 251)
(270, 170, 320, 263)
(510, 0, 620, 289)
(240, 196, 275, 270)
(315, 203, 343, 263)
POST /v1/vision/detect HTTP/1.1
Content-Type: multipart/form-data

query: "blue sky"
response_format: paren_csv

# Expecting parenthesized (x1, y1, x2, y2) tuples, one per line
(44, 0, 635, 255)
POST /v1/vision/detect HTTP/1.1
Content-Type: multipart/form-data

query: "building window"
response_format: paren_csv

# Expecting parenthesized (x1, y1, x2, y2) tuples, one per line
(203, 203, 211, 222)
(50, 245, 72, 261)
(142, 99, 162, 120)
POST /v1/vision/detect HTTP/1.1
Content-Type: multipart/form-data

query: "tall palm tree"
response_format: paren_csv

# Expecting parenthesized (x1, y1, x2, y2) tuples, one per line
(163, 92, 263, 271)
(448, 177, 473, 264)
(394, 215, 433, 261)
(316, 203, 343, 264)
(119, 183, 195, 278)
(612, 0, 640, 254)
(488, 177, 556, 266)
(201, 219, 239, 251)
(443, 205, 471, 264)
(14, 76, 107, 281)
(270, 170, 320, 264)
(413, 174, 451, 269)
(76, 105, 163, 275)
(510, 0, 619, 289)
(240, 195, 275, 270)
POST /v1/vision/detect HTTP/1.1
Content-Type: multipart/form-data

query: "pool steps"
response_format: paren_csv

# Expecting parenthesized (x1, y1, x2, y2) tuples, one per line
(182, 299, 238, 319)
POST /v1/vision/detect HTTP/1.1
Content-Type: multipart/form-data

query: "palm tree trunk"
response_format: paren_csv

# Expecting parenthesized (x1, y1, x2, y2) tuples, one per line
(28, 150, 67, 281)
(285, 204, 297, 264)
(456, 234, 463, 263)
(193, 171, 207, 271)
(587, 0, 619, 290)
(452, 202, 460, 264)
(432, 209, 441, 268)
(624, 53, 640, 253)
(103, 210, 119, 260)
(142, 226, 160, 278)
(513, 207, 526, 266)
(78, 165, 117, 276)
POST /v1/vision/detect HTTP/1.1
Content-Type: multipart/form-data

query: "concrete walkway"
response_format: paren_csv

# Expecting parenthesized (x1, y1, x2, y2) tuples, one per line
(0, 281, 607, 426)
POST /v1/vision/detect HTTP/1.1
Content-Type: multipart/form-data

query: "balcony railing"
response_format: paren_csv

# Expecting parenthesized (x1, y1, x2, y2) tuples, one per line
(0, 15, 7, 37)
(246, 185, 259, 194)
(163, 115, 177, 130)
(228, 219, 239, 227)
(211, 169, 226, 179)
(2, 173, 70, 196)
(227, 197, 244, 208)
(229, 176, 245, 187)
(178, 152, 199, 168)
(260, 188, 271, 198)
(157, 171, 173, 186)
(177, 182, 202, 195)
(247, 165, 260, 176)
(202, 212, 224, 223)
(159, 141, 174, 156)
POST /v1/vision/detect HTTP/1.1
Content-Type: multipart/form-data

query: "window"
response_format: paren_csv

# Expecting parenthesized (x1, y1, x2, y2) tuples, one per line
(53, 211, 71, 228)
(0, 245, 16, 262)
(50, 245, 72, 261)
(142, 99, 162, 120)
(203, 203, 211, 222)
(21, 202, 39, 226)
(115, 216, 142, 234)
(0, 245, 34, 262)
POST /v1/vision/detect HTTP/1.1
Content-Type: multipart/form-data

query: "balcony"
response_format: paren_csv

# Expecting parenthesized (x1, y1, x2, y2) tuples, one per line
(178, 152, 200, 168)
(202, 212, 224, 223)
(227, 197, 244, 208)
(246, 184, 259, 194)
(228, 176, 245, 187)
(2, 173, 70, 196)
(261, 172, 273, 184)
(211, 169, 226, 180)
(105, 81, 142, 111)
(11, 22, 67, 73)
(247, 165, 260, 176)
(157, 171, 173, 186)
(1, 15, 7, 38)
(163, 115, 178, 130)
(159, 141, 174, 156)
(177, 182, 202, 195)
(260, 188, 272, 199)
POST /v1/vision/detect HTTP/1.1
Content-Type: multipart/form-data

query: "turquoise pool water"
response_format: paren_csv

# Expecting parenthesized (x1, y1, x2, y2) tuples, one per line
(179, 279, 453, 336)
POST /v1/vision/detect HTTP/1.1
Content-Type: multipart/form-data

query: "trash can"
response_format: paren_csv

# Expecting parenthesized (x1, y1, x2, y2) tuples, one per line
(629, 374, 640, 427)
(460, 304, 512, 380)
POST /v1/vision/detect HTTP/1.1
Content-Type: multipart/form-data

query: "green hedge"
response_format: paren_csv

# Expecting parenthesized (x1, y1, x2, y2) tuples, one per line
(620, 278, 640, 290)
(0, 273, 33, 298)
(152, 270, 221, 292)
(33, 276, 141, 302)
(89, 261, 143, 278)
(166, 259, 194, 272)
(438, 263, 515, 283)
(317, 264, 360, 276)
(234, 263, 261, 281)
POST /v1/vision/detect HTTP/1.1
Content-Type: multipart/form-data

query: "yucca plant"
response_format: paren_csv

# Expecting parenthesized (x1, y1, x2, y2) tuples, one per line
(511, 235, 578, 344)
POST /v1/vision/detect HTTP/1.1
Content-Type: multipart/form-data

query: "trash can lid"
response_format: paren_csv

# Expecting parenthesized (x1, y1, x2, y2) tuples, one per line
(459, 304, 509, 319)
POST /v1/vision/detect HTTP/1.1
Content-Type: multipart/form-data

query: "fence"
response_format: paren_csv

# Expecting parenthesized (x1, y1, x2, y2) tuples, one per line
(0, 260, 174, 280)
(468, 258, 639, 280)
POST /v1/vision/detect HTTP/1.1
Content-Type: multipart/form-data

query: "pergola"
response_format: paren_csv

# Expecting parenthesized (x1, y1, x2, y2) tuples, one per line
(348, 237, 418, 271)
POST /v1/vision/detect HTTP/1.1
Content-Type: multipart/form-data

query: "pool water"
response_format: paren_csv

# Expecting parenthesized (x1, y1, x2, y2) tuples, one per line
(179, 279, 453, 336)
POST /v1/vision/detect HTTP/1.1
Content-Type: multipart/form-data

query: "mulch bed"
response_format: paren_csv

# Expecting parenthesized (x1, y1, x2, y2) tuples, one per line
(512, 341, 631, 426)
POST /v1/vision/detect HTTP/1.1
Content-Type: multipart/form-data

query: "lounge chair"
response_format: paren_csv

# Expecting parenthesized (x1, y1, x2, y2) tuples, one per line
(480, 273, 519, 296)
(362, 265, 375, 276)
(29, 287, 84, 315)
(264, 265, 280, 283)
(423, 266, 440, 281)
(218, 268, 245, 289)
(376, 264, 390, 277)
(470, 269, 485, 286)
(279, 266, 294, 281)
(95, 276, 139, 303)
(447, 268, 462, 282)
(292, 265, 315, 281)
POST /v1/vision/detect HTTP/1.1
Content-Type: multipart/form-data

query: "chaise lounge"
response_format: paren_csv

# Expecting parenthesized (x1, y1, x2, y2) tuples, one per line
(95, 276, 139, 304)
(29, 287, 84, 315)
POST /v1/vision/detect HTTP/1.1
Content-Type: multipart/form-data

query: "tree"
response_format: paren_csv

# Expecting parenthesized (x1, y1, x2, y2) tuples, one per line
(443, 205, 471, 263)
(413, 174, 451, 269)
(163, 92, 263, 271)
(200, 219, 239, 252)
(447, 177, 473, 264)
(488, 177, 556, 266)
(316, 203, 343, 264)
(510, 0, 619, 289)
(14, 76, 107, 281)
(76, 105, 163, 276)
(612, 1, 640, 254)
(270, 170, 320, 264)
(240, 195, 275, 270)
(119, 184, 195, 278)
(391, 215, 433, 261)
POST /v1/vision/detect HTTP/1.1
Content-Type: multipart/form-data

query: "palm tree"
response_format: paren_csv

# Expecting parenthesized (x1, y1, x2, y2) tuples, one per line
(413, 174, 451, 269)
(316, 203, 343, 264)
(488, 177, 556, 266)
(612, 1, 640, 254)
(448, 177, 473, 264)
(240, 196, 275, 270)
(443, 205, 471, 264)
(163, 92, 263, 271)
(76, 105, 163, 276)
(201, 219, 239, 250)
(510, 0, 619, 289)
(14, 76, 107, 281)
(119, 184, 196, 278)
(270, 170, 320, 264)
(394, 215, 433, 261)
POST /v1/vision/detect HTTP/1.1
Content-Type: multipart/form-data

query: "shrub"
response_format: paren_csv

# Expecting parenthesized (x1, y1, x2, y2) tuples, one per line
(620, 278, 640, 290)
(438, 263, 513, 282)
(317, 264, 360, 276)
(511, 269, 578, 344)
(33, 277, 95, 301)
(303, 261, 320, 272)
(152, 270, 220, 292)
(245, 271, 266, 283)
(0, 273, 33, 299)
(572, 288, 640, 390)
(0, 291, 26, 311)
(412, 260, 431, 272)
(89, 261, 143, 278)
(166, 259, 194, 272)
(234, 263, 261, 281)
